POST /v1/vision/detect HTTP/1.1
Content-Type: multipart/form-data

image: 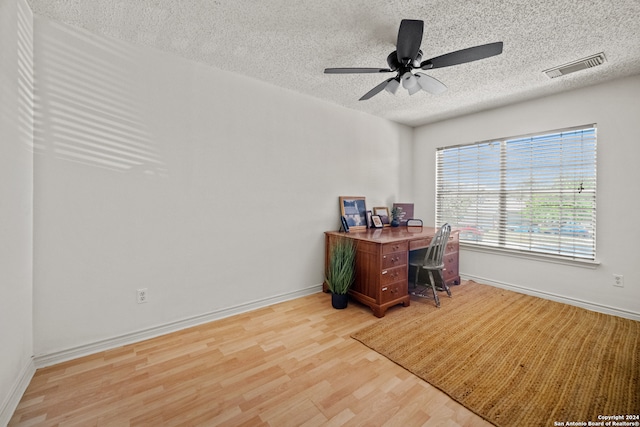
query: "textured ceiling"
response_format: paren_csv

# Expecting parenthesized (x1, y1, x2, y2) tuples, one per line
(27, 0, 640, 127)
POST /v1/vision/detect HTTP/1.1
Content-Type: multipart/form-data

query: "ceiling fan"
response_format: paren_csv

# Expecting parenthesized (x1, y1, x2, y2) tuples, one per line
(324, 19, 503, 101)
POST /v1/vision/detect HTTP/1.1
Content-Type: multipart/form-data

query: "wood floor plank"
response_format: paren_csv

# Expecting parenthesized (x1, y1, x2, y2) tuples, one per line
(10, 293, 493, 426)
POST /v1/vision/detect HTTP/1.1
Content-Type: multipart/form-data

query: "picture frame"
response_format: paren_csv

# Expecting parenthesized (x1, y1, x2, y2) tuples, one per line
(365, 210, 373, 228)
(392, 203, 414, 225)
(371, 215, 384, 228)
(339, 196, 367, 231)
(340, 216, 350, 232)
(373, 206, 390, 226)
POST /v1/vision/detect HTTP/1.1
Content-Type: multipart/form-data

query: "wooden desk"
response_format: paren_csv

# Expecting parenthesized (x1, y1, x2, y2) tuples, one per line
(325, 227, 459, 317)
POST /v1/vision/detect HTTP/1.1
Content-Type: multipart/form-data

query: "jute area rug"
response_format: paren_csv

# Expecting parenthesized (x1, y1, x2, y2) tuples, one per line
(352, 281, 640, 426)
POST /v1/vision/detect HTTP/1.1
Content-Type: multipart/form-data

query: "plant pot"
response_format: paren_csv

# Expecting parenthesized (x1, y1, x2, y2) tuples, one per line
(391, 218, 400, 227)
(331, 293, 349, 309)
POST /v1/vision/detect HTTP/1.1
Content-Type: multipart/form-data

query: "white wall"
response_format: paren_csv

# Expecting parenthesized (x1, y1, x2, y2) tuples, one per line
(413, 75, 640, 319)
(0, 0, 34, 423)
(31, 16, 412, 359)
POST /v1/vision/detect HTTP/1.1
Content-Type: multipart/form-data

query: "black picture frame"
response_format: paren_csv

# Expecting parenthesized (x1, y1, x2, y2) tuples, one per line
(340, 216, 350, 232)
(371, 215, 384, 228)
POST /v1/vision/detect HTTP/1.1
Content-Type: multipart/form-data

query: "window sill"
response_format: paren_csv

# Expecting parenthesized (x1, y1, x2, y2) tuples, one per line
(460, 242, 600, 269)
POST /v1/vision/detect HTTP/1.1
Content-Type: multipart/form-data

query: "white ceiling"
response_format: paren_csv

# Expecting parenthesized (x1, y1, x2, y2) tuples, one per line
(27, 0, 640, 127)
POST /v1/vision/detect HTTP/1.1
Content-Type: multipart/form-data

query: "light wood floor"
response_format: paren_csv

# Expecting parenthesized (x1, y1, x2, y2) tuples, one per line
(10, 293, 492, 426)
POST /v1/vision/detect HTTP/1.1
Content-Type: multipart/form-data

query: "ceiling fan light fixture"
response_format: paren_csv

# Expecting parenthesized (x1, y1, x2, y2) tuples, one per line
(402, 72, 418, 89)
(407, 83, 421, 95)
(416, 72, 447, 95)
(412, 50, 423, 68)
(385, 78, 400, 94)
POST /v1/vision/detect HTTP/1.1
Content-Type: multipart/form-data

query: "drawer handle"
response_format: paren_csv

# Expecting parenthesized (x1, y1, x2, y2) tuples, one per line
(382, 287, 388, 291)
(382, 270, 388, 275)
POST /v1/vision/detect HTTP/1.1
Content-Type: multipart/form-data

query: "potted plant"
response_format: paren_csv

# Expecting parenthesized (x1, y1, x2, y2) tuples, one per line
(390, 207, 400, 227)
(325, 237, 356, 309)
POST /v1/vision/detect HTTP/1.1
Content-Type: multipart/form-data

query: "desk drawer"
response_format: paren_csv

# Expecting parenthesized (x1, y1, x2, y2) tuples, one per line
(382, 241, 408, 255)
(411, 236, 457, 251)
(382, 251, 407, 269)
(409, 238, 431, 251)
(443, 252, 459, 280)
(380, 281, 407, 304)
(381, 265, 407, 286)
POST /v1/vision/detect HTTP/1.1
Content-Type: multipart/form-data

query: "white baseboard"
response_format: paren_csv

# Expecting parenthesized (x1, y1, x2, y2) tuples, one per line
(461, 274, 640, 321)
(34, 284, 323, 369)
(0, 357, 35, 427)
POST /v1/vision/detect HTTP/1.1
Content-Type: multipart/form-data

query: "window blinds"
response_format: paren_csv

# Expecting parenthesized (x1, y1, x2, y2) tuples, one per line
(436, 125, 597, 260)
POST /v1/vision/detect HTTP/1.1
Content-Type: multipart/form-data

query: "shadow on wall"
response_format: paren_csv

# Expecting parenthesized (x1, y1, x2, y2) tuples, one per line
(1, 0, 33, 150)
(17, 0, 33, 151)
(33, 20, 167, 175)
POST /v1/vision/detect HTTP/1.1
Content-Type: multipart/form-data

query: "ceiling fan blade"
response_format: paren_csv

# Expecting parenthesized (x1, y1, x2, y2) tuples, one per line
(415, 73, 447, 95)
(359, 78, 395, 101)
(421, 42, 503, 69)
(324, 67, 393, 74)
(396, 19, 424, 64)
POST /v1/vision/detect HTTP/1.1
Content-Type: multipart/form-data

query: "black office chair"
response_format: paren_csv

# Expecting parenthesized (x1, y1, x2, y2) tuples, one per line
(409, 223, 452, 307)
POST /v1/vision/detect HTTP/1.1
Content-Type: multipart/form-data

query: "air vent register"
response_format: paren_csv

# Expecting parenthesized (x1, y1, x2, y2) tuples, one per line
(543, 53, 606, 78)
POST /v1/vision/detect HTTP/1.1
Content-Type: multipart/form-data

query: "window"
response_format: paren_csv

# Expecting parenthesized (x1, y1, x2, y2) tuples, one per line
(436, 125, 597, 261)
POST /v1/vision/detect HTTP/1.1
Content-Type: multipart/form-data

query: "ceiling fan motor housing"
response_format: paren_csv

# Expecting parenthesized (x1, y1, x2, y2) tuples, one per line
(387, 52, 400, 71)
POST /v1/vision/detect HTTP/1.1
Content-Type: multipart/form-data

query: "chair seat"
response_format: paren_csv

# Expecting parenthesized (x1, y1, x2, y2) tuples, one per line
(414, 261, 444, 270)
(408, 250, 425, 265)
(409, 251, 444, 270)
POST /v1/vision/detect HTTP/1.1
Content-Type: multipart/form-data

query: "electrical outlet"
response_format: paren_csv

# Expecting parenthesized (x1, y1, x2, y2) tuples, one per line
(613, 274, 624, 288)
(137, 288, 148, 303)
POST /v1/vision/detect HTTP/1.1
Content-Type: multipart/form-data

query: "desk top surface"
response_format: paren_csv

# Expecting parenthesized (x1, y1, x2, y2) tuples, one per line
(325, 226, 441, 244)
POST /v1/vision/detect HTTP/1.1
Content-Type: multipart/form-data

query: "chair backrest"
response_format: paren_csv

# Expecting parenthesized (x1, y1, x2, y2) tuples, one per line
(423, 223, 451, 267)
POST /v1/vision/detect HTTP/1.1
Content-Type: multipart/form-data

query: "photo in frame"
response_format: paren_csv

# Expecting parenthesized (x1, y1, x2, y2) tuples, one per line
(339, 196, 367, 230)
(373, 206, 390, 226)
(371, 215, 384, 228)
(392, 203, 415, 225)
(365, 210, 373, 228)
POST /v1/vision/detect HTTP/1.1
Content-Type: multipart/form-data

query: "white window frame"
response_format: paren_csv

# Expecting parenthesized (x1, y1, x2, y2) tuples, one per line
(436, 125, 597, 263)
